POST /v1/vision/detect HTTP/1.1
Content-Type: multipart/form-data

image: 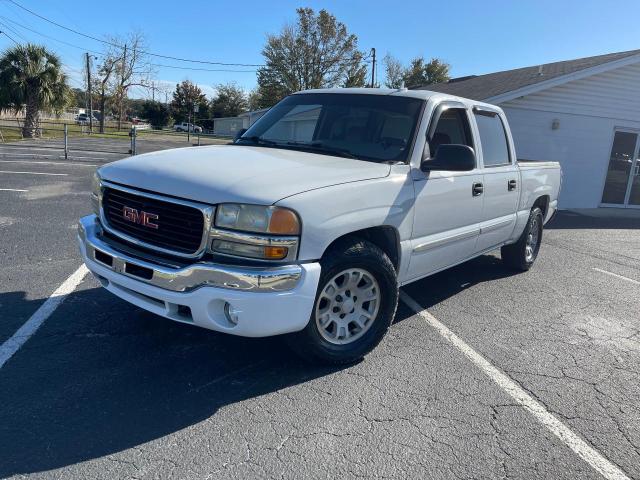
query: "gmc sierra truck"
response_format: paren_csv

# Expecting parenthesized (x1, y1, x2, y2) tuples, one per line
(78, 88, 561, 364)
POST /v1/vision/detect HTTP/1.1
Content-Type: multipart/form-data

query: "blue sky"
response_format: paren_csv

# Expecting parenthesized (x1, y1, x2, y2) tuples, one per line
(0, 0, 638, 100)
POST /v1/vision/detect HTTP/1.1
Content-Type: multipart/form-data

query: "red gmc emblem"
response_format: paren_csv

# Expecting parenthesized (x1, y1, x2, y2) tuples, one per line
(122, 206, 159, 229)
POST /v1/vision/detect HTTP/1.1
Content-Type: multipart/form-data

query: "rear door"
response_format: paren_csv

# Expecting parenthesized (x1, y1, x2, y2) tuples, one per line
(406, 102, 484, 281)
(473, 107, 520, 253)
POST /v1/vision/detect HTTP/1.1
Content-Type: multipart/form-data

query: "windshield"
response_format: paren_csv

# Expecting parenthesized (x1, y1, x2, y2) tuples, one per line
(237, 93, 424, 163)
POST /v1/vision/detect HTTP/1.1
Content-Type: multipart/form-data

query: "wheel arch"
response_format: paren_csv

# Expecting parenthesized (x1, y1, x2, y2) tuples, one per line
(321, 225, 401, 272)
(532, 195, 550, 217)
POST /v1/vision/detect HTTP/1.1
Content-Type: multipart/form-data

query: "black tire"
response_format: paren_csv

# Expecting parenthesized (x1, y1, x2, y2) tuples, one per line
(501, 207, 544, 271)
(286, 238, 398, 365)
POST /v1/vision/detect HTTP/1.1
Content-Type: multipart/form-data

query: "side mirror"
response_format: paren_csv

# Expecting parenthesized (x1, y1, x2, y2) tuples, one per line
(234, 128, 248, 142)
(421, 144, 476, 172)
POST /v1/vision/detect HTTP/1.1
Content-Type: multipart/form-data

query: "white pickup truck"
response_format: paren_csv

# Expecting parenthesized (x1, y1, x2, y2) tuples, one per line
(78, 88, 561, 364)
(173, 122, 202, 133)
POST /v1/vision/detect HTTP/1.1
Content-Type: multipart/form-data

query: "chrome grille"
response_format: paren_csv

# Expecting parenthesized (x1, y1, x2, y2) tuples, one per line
(101, 186, 206, 255)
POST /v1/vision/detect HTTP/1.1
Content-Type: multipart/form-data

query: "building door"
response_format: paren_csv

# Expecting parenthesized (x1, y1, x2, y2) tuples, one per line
(601, 130, 640, 208)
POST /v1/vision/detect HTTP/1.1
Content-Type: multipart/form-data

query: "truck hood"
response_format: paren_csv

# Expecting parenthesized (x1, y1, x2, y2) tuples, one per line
(98, 145, 390, 205)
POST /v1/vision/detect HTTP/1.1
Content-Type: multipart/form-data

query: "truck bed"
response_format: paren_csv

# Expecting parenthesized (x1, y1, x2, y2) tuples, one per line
(518, 159, 561, 169)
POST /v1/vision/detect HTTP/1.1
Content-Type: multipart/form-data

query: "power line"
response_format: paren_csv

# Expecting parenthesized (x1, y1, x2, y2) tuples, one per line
(151, 62, 257, 73)
(6, 0, 266, 67)
(0, 29, 18, 45)
(0, 16, 261, 73)
(5, 0, 372, 70)
(1, 14, 369, 76)
(0, 15, 103, 55)
(0, 19, 27, 42)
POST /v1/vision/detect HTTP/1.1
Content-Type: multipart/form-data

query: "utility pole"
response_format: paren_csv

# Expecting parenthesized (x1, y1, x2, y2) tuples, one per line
(370, 47, 376, 88)
(150, 81, 156, 102)
(85, 52, 94, 132)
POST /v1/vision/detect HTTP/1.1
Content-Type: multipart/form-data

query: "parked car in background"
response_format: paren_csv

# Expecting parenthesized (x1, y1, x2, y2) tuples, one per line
(173, 122, 202, 133)
(78, 88, 561, 364)
(76, 113, 98, 125)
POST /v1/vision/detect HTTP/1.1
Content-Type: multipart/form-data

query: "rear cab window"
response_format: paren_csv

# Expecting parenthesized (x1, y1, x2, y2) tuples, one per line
(473, 109, 511, 167)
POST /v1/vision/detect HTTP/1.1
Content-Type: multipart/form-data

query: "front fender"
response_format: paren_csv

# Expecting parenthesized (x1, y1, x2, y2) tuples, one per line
(275, 166, 415, 262)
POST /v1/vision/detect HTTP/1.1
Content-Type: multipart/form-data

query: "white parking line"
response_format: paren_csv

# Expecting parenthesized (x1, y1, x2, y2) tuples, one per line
(0, 265, 89, 369)
(0, 188, 28, 192)
(400, 291, 631, 480)
(0, 159, 98, 167)
(0, 170, 68, 176)
(593, 268, 640, 286)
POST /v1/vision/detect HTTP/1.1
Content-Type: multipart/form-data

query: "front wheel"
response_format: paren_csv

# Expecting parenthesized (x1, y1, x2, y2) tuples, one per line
(287, 239, 398, 365)
(501, 207, 543, 271)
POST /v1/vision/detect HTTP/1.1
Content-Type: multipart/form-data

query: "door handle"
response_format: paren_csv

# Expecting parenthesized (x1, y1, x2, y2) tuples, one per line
(472, 182, 484, 196)
(508, 179, 517, 191)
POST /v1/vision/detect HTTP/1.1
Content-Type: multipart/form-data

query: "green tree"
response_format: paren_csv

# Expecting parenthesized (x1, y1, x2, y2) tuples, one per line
(343, 51, 368, 87)
(383, 54, 404, 89)
(69, 87, 86, 108)
(0, 44, 69, 137)
(210, 82, 248, 117)
(140, 100, 171, 128)
(247, 88, 263, 111)
(254, 67, 289, 109)
(127, 98, 147, 118)
(255, 7, 367, 107)
(170, 80, 208, 123)
(402, 57, 450, 89)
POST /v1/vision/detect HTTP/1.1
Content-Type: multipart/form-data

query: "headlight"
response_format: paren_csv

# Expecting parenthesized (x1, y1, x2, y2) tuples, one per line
(91, 172, 101, 215)
(211, 204, 300, 260)
(215, 204, 300, 235)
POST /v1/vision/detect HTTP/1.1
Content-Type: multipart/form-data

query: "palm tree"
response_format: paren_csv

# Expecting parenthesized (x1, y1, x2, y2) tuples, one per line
(0, 44, 69, 138)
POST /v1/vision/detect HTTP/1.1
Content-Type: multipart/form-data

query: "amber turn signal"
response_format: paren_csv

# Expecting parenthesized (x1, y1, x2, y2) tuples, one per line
(263, 246, 288, 259)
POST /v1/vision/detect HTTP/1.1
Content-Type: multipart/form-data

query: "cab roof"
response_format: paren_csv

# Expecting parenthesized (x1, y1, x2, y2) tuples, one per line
(293, 87, 502, 112)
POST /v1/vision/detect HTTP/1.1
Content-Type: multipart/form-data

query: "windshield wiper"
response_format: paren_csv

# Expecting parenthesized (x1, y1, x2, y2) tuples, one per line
(285, 141, 358, 159)
(237, 135, 279, 147)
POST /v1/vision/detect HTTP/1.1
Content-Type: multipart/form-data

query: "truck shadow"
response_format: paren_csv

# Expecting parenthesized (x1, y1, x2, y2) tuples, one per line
(396, 253, 515, 314)
(0, 287, 347, 477)
(1, 253, 512, 476)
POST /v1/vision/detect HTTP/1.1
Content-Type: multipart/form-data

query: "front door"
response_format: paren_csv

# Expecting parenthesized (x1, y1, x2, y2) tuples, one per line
(406, 104, 484, 281)
(601, 130, 640, 208)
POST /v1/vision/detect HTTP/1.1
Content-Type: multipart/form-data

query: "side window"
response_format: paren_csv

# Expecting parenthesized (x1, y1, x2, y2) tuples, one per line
(429, 107, 474, 157)
(474, 112, 511, 167)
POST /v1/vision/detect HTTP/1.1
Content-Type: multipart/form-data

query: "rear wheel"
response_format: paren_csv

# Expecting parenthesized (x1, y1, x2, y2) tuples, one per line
(287, 238, 398, 365)
(501, 207, 543, 271)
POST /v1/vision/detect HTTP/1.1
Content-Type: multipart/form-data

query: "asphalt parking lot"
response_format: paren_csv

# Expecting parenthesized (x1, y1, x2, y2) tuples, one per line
(1, 151, 639, 479)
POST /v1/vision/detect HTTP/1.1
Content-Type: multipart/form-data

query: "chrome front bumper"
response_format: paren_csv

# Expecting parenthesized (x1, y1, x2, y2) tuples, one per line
(78, 215, 303, 292)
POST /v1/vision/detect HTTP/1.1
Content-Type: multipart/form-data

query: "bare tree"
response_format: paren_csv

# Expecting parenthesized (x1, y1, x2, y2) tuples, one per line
(94, 47, 118, 133)
(92, 33, 152, 131)
(383, 54, 404, 89)
(111, 33, 153, 130)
